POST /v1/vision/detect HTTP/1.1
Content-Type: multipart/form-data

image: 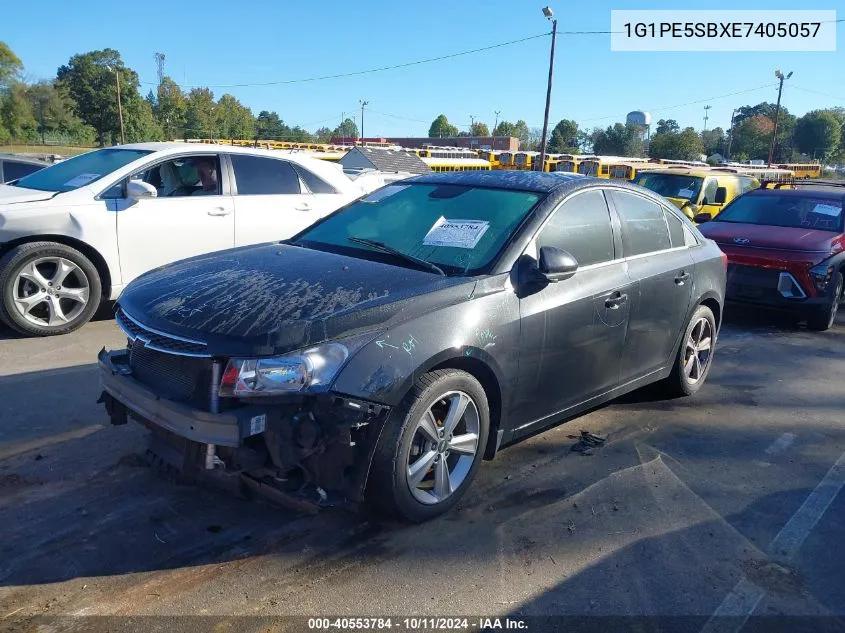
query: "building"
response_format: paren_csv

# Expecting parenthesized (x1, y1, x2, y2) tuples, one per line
(339, 147, 431, 178)
(387, 136, 518, 151)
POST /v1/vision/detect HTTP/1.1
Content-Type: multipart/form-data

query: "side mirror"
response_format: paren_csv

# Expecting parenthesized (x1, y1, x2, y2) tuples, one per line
(693, 212, 713, 224)
(538, 246, 578, 282)
(126, 179, 157, 200)
(714, 186, 727, 205)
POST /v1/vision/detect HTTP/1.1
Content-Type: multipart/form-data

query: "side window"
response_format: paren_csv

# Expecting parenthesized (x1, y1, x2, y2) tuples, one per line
(700, 178, 718, 205)
(664, 209, 686, 248)
(230, 155, 301, 195)
(292, 165, 336, 194)
(132, 155, 222, 198)
(536, 190, 615, 267)
(611, 191, 671, 257)
(4, 160, 42, 181)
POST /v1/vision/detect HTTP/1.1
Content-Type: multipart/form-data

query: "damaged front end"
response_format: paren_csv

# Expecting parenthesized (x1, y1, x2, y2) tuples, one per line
(98, 346, 390, 513)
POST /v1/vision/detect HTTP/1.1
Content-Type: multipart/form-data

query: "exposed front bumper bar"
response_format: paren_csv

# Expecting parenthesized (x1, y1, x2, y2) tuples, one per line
(98, 348, 242, 446)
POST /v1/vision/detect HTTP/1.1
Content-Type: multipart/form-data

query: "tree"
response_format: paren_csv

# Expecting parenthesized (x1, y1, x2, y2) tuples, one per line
(548, 119, 579, 153)
(153, 77, 186, 139)
(332, 117, 358, 141)
(470, 122, 489, 136)
(57, 49, 146, 146)
(0, 42, 23, 87)
(314, 126, 333, 143)
(794, 110, 842, 161)
(184, 87, 216, 138)
(592, 122, 644, 157)
(256, 110, 286, 139)
(0, 81, 37, 140)
(513, 120, 531, 146)
(25, 80, 95, 144)
(429, 114, 459, 137)
(648, 127, 705, 160)
(493, 120, 516, 137)
(215, 94, 254, 139)
(732, 102, 797, 162)
(655, 119, 679, 135)
(730, 115, 774, 161)
(701, 127, 725, 156)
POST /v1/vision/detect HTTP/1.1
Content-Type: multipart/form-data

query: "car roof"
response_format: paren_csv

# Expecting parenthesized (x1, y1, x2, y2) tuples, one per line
(743, 187, 845, 201)
(403, 170, 589, 193)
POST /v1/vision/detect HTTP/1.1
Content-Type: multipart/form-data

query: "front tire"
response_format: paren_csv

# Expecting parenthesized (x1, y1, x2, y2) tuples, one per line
(662, 304, 717, 397)
(367, 369, 489, 522)
(807, 272, 843, 332)
(0, 242, 102, 337)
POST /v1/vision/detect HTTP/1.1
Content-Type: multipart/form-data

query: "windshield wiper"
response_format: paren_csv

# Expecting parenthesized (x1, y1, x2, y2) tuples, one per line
(347, 237, 445, 276)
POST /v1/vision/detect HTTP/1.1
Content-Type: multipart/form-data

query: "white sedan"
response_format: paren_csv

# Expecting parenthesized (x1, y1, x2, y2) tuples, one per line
(0, 142, 384, 336)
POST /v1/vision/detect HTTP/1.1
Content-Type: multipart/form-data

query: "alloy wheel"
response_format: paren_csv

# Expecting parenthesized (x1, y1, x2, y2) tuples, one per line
(12, 257, 91, 328)
(683, 317, 713, 384)
(407, 391, 480, 505)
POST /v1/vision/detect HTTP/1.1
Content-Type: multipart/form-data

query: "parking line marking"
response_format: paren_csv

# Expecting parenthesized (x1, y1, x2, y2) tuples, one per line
(700, 450, 845, 633)
(764, 432, 797, 455)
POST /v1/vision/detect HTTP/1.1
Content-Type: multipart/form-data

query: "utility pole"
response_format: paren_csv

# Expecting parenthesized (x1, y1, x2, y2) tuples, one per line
(768, 69, 792, 166)
(493, 110, 500, 148)
(538, 7, 557, 171)
(154, 52, 166, 86)
(359, 100, 369, 146)
(340, 111, 345, 144)
(113, 67, 125, 145)
(725, 109, 737, 161)
(703, 105, 711, 132)
(38, 99, 46, 145)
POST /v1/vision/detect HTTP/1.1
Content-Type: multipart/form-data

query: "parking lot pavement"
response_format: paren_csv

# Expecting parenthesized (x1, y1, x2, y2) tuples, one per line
(0, 307, 844, 629)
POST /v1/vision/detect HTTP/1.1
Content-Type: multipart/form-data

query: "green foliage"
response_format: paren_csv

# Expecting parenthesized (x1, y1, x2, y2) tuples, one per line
(184, 87, 216, 138)
(592, 123, 644, 157)
(794, 110, 842, 160)
(215, 94, 255, 139)
(470, 122, 489, 136)
(493, 120, 516, 137)
(0, 42, 23, 87)
(429, 114, 459, 138)
(701, 127, 725, 156)
(1, 81, 37, 140)
(648, 126, 704, 161)
(548, 119, 578, 153)
(729, 115, 773, 161)
(153, 77, 187, 139)
(314, 126, 333, 143)
(655, 119, 679, 135)
(332, 117, 358, 141)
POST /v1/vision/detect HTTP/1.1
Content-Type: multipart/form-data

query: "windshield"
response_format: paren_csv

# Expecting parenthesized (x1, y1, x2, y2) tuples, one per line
(12, 148, 151, 193)
(634, 173, 703, 201)
(295, 183, 542, 276)
(714, 193, 843, 231)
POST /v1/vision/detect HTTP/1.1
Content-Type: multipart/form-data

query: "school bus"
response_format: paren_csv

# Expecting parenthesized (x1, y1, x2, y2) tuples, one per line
(514, 151, 540, 170)
(478, 149, 502, 169)
(553, 155, 593, 174)
(498, 152, 515, 169)
(656, 158, 709, 168)
(421, 157, 492, 172)
(607, 162, 670, 181)
(578, 156, 648, 178)
(711, 166, 795, 188)
(775, 163, 821, 179)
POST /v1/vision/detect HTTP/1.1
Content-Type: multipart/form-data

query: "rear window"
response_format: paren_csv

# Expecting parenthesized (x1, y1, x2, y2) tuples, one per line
(714, 193, 844, 231)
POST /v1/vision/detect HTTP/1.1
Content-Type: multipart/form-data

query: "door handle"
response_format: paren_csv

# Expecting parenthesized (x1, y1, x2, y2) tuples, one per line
(674, 271, 690, 285)
(605, 292, 628, 309)
(207, 207, 232, 216)
(295, 203, 312, 211)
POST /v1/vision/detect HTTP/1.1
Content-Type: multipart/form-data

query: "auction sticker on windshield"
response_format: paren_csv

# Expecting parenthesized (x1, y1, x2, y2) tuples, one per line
(423, 217, 489, 249)
(62, 173, 100, 187)
(812, 203, 842, 217)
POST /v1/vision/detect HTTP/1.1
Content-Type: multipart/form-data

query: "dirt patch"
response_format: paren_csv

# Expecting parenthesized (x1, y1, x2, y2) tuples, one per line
(741, 558, 807, 598)
(0, 473, 45, 489)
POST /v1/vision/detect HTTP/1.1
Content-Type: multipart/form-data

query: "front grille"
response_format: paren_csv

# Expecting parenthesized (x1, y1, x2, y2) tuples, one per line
(115, 307, 210, 357)
(129, 340, 212, 407)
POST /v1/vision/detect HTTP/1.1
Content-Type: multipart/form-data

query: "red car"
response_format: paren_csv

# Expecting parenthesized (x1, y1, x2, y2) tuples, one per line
(696, 185, 845, 331)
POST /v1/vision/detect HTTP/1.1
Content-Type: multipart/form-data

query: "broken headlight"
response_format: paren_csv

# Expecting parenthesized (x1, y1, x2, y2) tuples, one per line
(219, 333, 375, 398)
(808, 263, 835, 294)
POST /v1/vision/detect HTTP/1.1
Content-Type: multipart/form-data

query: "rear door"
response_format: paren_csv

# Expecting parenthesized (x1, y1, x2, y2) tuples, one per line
(608, 190, 694, 384)
(115, 153, 235, 284)
(229, 154, 321, 246)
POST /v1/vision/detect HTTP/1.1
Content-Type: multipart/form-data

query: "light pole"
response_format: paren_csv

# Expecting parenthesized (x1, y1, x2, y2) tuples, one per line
(538, 7, 557, 171)
(107, 65, 126, 145)
(703, 105, 711, 132)
(725, 108, 738, 161)
(359, 100, 369, 146)
(493, 110, 501, 147)
(768, 69, 792, 166)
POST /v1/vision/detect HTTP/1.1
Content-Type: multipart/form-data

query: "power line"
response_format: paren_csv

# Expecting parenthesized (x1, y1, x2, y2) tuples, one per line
(791, 85, 845, 102)
(140, 32, 552, 88)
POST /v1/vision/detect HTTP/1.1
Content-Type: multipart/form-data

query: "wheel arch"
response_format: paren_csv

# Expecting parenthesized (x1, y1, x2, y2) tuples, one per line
(0, 234, 112, 300)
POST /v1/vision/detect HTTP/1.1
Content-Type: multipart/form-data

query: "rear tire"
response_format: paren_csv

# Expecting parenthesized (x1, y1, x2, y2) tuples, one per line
(661, 304, 717, 397)
(366, 369, 489, 522)
(0, 242, 102, 337)
(807, 272, 843, 332)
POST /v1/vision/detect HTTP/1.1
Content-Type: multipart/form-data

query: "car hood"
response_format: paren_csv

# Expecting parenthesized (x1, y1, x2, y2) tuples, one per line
(665, 196, 691, 210)
(118, 243, 475, 356)
(0, 184, 57, 204)
(698, 221, 835, 252)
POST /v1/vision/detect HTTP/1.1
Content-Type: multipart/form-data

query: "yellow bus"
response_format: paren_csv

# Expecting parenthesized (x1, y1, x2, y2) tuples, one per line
(656, 158, 709, 168)
(421, 157, 492, 172)
(711, 166, 795, 188)
(554, 155, 593, 174)
(498, 152, 515, 169)
(514, 151, 540, 170)
(578, 156, 648, 178)
(775, 163, 821, 179)
(478, 149, 502, 169)
(608, 162, 670, 181)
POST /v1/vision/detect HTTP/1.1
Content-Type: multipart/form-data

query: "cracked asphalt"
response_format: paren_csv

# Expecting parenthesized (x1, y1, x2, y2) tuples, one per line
(0, 304, 844, 632)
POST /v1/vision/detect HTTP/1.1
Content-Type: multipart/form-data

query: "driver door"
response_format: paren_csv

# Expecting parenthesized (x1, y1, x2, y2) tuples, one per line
(112, 154, 235, 284)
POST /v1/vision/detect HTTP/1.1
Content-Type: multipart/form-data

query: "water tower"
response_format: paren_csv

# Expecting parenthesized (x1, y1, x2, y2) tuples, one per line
(626, 110, 652, 153)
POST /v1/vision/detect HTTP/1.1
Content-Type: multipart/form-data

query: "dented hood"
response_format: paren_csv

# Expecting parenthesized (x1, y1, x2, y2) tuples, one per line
(117, 243, 474, 356)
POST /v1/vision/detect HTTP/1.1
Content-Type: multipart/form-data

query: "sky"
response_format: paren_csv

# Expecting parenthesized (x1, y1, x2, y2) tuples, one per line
(4, 0, 844, 138)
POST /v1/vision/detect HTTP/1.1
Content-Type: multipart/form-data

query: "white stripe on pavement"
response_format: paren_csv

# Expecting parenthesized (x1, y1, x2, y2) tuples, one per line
(764, 432, 797, 456)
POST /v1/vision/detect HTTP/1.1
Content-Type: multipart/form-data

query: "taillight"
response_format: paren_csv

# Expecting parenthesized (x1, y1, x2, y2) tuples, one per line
(720, 250, 728, 269)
